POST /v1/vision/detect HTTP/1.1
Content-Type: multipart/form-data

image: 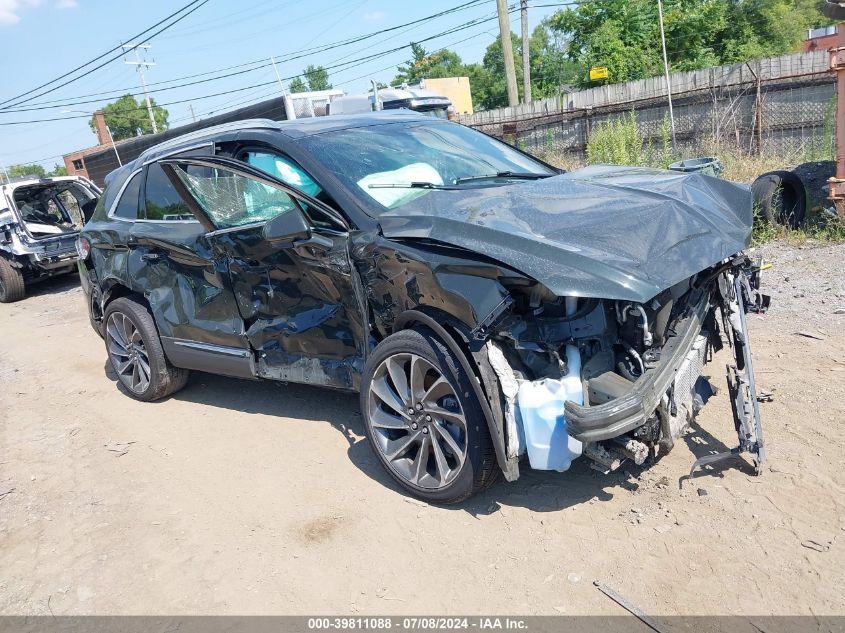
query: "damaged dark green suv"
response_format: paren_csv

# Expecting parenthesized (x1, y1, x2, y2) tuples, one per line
(79, 112, 766, 503)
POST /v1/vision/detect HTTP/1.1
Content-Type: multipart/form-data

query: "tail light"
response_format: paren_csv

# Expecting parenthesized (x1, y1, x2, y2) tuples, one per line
(76, 236, 91, 260)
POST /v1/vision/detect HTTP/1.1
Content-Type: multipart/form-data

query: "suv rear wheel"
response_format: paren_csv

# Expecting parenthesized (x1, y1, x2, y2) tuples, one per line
(103, 297, 189, 401)
(361, 327, 499, 504)
(0, 258, 25, 303)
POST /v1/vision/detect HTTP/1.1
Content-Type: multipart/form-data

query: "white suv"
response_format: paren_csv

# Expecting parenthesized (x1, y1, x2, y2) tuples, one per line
(0, 175, 100, 302)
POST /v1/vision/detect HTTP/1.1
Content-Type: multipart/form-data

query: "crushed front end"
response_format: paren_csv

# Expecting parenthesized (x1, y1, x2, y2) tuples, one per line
(481, 254, 768, 479)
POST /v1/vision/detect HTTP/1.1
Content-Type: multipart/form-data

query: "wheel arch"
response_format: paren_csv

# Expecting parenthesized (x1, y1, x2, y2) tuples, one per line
(96, 282, 154, 336)
(391, 308, 517, 481)
(99, 280, 150, 317)
(0, 249, 27, 269)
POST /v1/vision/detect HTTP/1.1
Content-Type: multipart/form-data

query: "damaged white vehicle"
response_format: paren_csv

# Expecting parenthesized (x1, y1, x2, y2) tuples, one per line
(0, 175, 100, 302)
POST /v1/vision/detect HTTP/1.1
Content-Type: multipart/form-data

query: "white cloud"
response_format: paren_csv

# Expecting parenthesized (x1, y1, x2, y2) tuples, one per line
(0, 0, 71, 25)
(0, 0, 25, 24)
(363, 10, 385, 21)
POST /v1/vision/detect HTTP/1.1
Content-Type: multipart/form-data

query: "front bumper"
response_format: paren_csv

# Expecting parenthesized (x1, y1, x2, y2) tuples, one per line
(565, 289, 711, 443)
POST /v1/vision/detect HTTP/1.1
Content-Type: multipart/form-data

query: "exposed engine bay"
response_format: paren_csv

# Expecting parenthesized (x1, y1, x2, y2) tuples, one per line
(0, 176, 101, 301)
(479, 254, 768, 480)
(11, 181, 95, 238)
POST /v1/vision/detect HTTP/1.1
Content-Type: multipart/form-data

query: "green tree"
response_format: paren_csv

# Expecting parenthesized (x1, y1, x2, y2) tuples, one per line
(392, 43, 464, 85)
(48, 164, 68, 177)
(289, 76, 307, 93)
(547, 0, 835, 88)
(303, 64, 332, 91)
(529, 24, 579, 97)
(470, 28, 577, 109)
(477, 33, 523, 107)
(95, 94, 169, 141)
(9, 163, 46, 179)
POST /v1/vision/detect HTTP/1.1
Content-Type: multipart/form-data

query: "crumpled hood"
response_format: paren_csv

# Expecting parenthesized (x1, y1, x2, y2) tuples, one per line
(377, 164, 752, 302)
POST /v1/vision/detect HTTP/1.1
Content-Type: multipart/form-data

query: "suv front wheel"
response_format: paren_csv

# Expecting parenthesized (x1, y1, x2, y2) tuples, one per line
(361, 328, 499, 504)
(103, 297, 189, 401)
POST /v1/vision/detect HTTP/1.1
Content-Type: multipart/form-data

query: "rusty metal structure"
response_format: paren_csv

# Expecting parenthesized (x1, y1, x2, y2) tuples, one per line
(824, 4, 845, 216)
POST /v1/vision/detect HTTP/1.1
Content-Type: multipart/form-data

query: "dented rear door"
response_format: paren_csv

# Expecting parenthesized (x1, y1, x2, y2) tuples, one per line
(128, 162, 247, 351)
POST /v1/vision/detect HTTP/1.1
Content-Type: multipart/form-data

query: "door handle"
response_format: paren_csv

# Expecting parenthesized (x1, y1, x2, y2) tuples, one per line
(141, 252, 164, 262)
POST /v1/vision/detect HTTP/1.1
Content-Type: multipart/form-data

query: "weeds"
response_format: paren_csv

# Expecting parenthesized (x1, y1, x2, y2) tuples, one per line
(752, 213, 845, 246)
(534, 121, 845, 246)
(586, 111, 647, 166)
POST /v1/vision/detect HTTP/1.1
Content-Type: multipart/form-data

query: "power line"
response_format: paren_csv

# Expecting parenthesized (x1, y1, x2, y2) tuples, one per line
(0, 9, 510, 127)
(0, 0, 211, 111)
(0, 0, 487, 113)
(123, 44, 159, 134)
(155, 0, 292, 40)
(0, 0, 213, 108)
(5, 17, 503, 164)
(173, 25, 497, 126)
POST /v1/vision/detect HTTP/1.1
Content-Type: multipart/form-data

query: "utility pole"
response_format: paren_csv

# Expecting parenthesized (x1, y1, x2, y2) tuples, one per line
(656, 0, 676, 149)
(189, 104, 197, 123)
(520, 0, 532, 104)
(496, 0, 519, 107)
(123, 43, 158, 135)
(270, 55, 287, 97)
(106, 125, 122, 167)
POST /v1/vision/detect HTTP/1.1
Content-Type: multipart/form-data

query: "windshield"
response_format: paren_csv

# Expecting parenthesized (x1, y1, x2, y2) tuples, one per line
(297, 120, 556, 213)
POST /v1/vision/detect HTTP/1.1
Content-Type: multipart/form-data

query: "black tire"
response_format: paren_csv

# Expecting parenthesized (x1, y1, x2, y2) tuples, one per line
(103, 297, 190, 402)
(0, 257, 25, 303)
(360, 327, 499, 504)
(751, 170, 806, 228)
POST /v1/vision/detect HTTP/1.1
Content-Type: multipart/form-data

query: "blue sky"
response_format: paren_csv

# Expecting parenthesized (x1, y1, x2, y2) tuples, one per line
(0, 0, 562, 171)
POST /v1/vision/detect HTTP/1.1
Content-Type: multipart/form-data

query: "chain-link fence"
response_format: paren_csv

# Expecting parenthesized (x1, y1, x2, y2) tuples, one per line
(460, 51, 835, 165)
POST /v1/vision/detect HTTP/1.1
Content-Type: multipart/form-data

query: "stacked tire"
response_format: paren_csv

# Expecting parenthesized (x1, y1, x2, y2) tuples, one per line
(751, 170, 806, 229)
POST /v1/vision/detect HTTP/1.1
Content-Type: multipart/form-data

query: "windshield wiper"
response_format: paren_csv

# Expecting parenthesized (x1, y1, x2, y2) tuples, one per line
(454, 171, 552, 184)
(367, 182, 455, 190)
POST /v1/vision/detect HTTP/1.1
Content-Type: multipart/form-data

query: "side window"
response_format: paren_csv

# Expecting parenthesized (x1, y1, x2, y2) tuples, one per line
(242, 151, 322, 198)
(241, 150, 340, 229)
(143, 164, 194, 221)
(171, 165, 299, 230)
(112, 172, 142, 220)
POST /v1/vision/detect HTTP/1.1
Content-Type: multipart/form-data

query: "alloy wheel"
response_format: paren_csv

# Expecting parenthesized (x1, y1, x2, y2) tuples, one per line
(367, 353, 468, 490)
(106, 311, 151, 394)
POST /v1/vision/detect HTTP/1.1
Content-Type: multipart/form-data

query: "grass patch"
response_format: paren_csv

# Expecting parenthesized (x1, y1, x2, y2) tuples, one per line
(531, 121, 845, 246)
(752, 213, 845, 246)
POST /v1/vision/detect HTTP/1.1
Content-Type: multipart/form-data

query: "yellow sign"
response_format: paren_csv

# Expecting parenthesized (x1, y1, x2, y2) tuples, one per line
(589, 66, 609, 81)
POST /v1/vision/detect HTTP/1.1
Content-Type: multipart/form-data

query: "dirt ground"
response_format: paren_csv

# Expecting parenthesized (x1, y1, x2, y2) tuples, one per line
(1, 241, 844, 616)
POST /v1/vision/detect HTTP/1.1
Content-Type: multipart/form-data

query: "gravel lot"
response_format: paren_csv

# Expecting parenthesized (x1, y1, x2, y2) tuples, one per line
(1, 240, 844, 615)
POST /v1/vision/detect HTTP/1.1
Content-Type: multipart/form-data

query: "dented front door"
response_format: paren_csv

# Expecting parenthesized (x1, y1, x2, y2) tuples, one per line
(159, 156, 366, 390)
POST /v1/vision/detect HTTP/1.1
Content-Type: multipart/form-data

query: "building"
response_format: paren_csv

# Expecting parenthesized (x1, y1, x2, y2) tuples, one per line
(62, 111, 128, 181)
(803, 25, 839, 52)
(63, 96, 289, 186)
(415, 77, 473, 115)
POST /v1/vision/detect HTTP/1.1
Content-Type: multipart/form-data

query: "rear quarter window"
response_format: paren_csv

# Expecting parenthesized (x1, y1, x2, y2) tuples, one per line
(143, 164, 194, 221)
(112, 172, 142, 220)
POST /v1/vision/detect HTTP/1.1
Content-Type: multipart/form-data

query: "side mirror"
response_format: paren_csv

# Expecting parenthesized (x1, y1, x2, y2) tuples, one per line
(262, 208, 311, 246)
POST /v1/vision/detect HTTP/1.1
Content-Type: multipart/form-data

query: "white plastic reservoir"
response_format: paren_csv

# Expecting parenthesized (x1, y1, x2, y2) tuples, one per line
(516, 344, 584, 472)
